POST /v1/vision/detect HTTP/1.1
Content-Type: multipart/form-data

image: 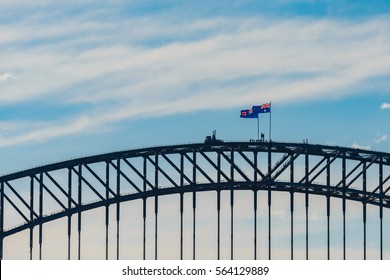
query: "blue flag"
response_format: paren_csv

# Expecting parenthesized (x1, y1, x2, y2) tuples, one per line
(240, 109, 258, 118)
(253, 102, 271, 114)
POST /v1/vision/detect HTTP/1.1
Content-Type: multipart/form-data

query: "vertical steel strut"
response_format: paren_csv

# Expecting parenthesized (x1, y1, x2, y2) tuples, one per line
(342, 154, 346, 260)
(253, 151, 258, 260)
(363, 161, 367, 260)
(305, 152, 309, 260)
(179, 153, 185, 259)
(116, 159, 120, 260)
(154, 195, 158, 260)
(217, 190, 221, 260)
(326, 156, 331, 260)
(68, 168, 72, 260)
(217, 152, 221, 260)
(0, 182, 4, 260)
(39, 173, 43, 260)
(105, 161, 109, 260)
(142, 200, 146, 260)
(290, 154, 294, 260)
(143, 157, 147, 260)
(180, 192, 184, 260)
(230, 189, 234, 260)
(192, 191, 196, 260)
(253, 190, 257, 260)
(30, 176, 34, 260)
(192, 151, 196, 260)
(268, 145, 272, 260)
(379, 157, 383, 260)
(78, 165, 82, 260)
(230, 150, 234, 260)
(155, 153, 159, 260)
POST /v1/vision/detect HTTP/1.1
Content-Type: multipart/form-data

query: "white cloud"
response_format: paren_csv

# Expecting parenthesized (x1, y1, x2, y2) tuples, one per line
(2, 17, 390, 103)
(351, 143, 371, 150)
(0, 114, 106, 148)
(380, 103, 390, 109)
(374, 134, 388, 143)
(1, 13, 390, 146)
(0, 72, 14, 82)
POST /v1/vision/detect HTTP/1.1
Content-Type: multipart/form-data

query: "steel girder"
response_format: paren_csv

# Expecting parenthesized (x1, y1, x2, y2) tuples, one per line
(0, 141, 389, 259)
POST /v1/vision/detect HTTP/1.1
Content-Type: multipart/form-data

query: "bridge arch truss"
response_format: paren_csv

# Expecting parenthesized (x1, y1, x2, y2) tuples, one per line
(0, 142, 389, 260)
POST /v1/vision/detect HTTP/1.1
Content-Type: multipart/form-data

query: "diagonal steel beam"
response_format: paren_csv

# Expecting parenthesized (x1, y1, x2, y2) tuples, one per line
(199, 151, 230, 182)
(72, 167, 105, 201)
(5, 182, 38, 219)
(183, 153, 214, 183)
(372, 174, 390, 194)
(44, 172, 77, 206)
(3, 193, 29, 223)
(34, 175, 67, 211)
(341, 156, 377, 189)
(84, 164, 116, 197)
(271, 153, 293, 176)
(109, 161, 142, 193)
(146, 156, 179, 188)
(309, 153, 340, 184)
(220, 151, 251, 182)
(236, 150, 266, 180)
(335, 161, 364, 188)
(299, 156, 328, 184)
(161, 154, 192, 185)
(272, 153, 300, 181)
(122, 158, 155, 190)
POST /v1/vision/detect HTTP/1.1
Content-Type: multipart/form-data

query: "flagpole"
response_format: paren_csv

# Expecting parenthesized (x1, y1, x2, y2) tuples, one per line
(269, 102, 272, 141)
(257, 115, 260, 140)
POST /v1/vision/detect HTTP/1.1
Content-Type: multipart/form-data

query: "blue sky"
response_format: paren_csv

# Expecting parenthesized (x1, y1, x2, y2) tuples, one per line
(1, 0, 390, 260)
(1, 0, 390, 174)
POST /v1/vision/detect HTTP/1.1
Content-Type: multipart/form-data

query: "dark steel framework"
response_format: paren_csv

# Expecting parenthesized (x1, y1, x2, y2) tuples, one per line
(0, 141, 389, 260)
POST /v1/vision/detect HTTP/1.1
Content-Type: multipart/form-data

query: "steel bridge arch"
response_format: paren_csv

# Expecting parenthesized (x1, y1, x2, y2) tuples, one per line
(0, 141, 389, 260)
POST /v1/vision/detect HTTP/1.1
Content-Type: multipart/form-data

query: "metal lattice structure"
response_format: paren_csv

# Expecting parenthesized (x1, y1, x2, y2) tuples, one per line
(0, 141, 389, 260)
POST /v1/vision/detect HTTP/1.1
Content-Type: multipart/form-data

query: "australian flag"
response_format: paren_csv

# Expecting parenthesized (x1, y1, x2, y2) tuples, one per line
(253, 102, 271, 114)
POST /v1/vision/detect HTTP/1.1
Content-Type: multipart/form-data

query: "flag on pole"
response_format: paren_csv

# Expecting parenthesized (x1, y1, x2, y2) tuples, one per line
(253, 102, 271, 114)
(240, 102, 272, 141)
(240, 109, 258, 118)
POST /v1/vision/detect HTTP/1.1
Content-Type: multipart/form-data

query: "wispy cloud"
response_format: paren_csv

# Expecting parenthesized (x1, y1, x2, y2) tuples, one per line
(380, 103, 390, 109)
(351, 143, 371, 150)
(0, 72, 14, 82)
(374, 134, 388, 143)
(1, 5, 390, 147)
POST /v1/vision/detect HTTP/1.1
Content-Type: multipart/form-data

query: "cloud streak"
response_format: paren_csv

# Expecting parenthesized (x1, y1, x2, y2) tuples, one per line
(0, 72, 14, 82)
(381, 102, 390, 109)
(374, 134, 388, 143)
(1, 7, 390, 147)
(351, 143, 371, 150)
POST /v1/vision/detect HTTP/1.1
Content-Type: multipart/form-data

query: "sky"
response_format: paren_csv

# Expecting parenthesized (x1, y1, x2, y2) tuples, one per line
(1, 0, 390, 260)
